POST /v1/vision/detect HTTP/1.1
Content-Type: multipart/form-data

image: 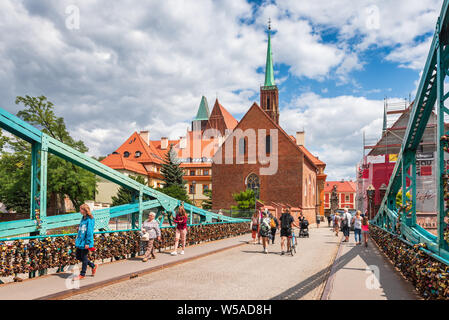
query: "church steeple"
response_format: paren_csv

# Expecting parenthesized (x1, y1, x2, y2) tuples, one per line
(264, 19, 275, 87)
(260, 19, 279, 124)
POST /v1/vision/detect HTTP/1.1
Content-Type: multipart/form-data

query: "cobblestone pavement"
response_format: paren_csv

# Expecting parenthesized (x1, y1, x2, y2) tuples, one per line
(67, 226, 341, 300)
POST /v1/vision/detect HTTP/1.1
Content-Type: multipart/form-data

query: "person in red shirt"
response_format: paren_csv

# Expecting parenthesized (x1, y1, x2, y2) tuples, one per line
(171, 202, 189, 256)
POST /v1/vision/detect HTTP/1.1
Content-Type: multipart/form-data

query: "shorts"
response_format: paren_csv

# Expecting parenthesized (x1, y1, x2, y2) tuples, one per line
(259, 228, 270, 238)
(362, 230, 370, 234)
(280, 228, 292, 237)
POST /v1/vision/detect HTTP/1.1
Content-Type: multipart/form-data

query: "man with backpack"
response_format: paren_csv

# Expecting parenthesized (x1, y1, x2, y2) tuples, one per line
(279, 208, 299, 255)
(268, 212, 279, 244)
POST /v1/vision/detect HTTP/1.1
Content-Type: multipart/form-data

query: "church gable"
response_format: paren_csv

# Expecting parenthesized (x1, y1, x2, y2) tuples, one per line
(214, 102, 304, 165)
(205, 99, 238, 136)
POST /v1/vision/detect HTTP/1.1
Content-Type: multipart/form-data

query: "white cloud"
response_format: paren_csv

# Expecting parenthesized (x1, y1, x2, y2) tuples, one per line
(280, 92, 389, 180)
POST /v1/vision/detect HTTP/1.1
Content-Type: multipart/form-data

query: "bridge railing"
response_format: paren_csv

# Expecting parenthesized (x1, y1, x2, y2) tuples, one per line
(372, 0, 449, 265)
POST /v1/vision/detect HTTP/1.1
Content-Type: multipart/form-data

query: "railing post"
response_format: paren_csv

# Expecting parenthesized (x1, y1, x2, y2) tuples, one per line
(38, 135, 48, 236)
(138, 188, 143, 229)
(436, 28, 449, 253)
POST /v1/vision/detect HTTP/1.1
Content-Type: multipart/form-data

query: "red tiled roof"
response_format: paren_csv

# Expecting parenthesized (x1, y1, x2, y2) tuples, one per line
(324, 181, 356, 193)
(115, 132, 163, 164)
(101, 154, 147, 175)
(217, 102, 238, 130)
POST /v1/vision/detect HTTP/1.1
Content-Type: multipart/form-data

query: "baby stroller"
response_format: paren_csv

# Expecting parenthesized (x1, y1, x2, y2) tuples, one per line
(299, 219, 309, 238)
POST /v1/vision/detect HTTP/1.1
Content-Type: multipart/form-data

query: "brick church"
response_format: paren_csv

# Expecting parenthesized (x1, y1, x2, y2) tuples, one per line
(211, 24, 327, 222)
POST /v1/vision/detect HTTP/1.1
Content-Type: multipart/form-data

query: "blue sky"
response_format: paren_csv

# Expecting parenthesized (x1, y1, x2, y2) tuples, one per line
(0, 0, 443, 180)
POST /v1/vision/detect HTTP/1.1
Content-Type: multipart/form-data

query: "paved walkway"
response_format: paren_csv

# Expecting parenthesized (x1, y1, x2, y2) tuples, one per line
(322, 230, 420, 300)
(68, 225, 341, 300)
(0, 225, 421, 300)
(0, 234, 249, 300)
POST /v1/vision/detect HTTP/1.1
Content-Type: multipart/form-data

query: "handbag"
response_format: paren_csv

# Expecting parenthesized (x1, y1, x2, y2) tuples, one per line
(141, 232, 150, 241)
(251, 224, 258, 232)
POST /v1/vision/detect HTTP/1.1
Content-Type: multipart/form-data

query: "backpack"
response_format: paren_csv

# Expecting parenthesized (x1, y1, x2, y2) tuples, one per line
(281, 214, 292, 229)
(341, 214, 348, 227)
(270, 218, 276, 228)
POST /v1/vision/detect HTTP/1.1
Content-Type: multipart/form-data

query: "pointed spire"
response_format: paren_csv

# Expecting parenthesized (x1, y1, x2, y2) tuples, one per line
(264, 18, 275, 87)
(194, 96, 210, 121)
(382, 98, 387, 133)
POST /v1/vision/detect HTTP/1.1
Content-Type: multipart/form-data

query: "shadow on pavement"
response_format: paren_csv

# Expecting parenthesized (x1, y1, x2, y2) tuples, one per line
(270, 239, 416, 300)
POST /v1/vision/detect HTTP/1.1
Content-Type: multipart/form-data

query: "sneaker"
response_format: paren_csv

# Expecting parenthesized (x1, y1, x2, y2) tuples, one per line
(265, 249, 268, 254)
(91, 264, 98, 276)
(180, 250, 185, 255)
(72, 275, 85, 281)
(142, 258, 148, 262)
(281, 251, 285, 255)
(171, 251, 178, 256)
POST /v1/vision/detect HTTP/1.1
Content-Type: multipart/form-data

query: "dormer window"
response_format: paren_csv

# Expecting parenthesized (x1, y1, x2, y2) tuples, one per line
(124, 151, 130, 158)
(135, 151, 142, 158)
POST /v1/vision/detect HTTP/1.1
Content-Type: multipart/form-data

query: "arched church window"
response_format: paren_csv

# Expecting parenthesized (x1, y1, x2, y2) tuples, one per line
(246, 173, 260, 198)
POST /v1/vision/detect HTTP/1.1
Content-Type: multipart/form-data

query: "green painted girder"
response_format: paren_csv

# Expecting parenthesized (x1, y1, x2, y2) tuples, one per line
(0, 106, 248, 238)
(373, 0, 449, 264)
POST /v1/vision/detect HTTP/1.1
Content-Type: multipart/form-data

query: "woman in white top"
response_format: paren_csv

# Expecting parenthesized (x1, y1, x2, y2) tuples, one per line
(141, 212, 161, 262)
(352, 210, 363, 245)
(259, 212, 271, 254)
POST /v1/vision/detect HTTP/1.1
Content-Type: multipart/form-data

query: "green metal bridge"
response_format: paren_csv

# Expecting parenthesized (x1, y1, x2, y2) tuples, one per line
(372, 0, 449, 266)
(0, 104, 248, 240)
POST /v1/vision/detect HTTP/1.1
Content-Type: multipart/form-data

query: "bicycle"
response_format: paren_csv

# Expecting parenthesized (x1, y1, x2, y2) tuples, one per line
(288, 229, 297, 256)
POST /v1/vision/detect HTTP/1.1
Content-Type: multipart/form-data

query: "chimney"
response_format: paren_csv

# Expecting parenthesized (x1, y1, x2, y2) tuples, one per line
(179, 136, 186, 149)
(161, 137, 168, 150)
(139, 130, 149, 145)
(296, 131, 305, 146)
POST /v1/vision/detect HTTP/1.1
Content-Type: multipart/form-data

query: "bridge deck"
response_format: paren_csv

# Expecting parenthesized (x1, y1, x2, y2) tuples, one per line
(0, 226, 420, 300)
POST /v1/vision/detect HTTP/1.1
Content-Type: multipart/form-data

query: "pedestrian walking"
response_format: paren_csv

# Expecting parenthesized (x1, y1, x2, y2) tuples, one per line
(316, 213, 321, 228)
(341, 208, 351, 242)
(327, 215, 332, 227)
(269, 213, 279, 244)
(259, 212, 271, 254)
(352, 210, 362, 245)
(171, 202, 188, 256)
(250, 211, 260, 244)
(279, 209, 299, 255)
(333, 212, 341, 236)
(141, 212, 161, 262)
(73, 204, 97, 280)
(362, 215, 370, 247)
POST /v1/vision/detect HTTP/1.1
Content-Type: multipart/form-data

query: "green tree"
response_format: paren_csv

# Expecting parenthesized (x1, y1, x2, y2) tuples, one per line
(156, 144, 190, 203)
(202, 188, 212, 209)
(0, 95, 96, 213)
(111, 175, 148, 206)
(231, 189, 256, 211)
(160, 144, 186, 187)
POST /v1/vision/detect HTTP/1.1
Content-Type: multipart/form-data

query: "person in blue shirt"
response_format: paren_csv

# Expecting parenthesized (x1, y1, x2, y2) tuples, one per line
(73, 204, 97, 280)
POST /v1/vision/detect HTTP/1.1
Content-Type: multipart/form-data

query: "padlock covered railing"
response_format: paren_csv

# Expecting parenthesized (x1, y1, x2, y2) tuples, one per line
(372, 0, 449, 264)
(0, 222, 250, 281)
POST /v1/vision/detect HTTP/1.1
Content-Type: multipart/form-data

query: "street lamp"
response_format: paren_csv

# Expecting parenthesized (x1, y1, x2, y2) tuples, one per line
(192, 180, 196, 207)
(366, 184, 375, 219)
